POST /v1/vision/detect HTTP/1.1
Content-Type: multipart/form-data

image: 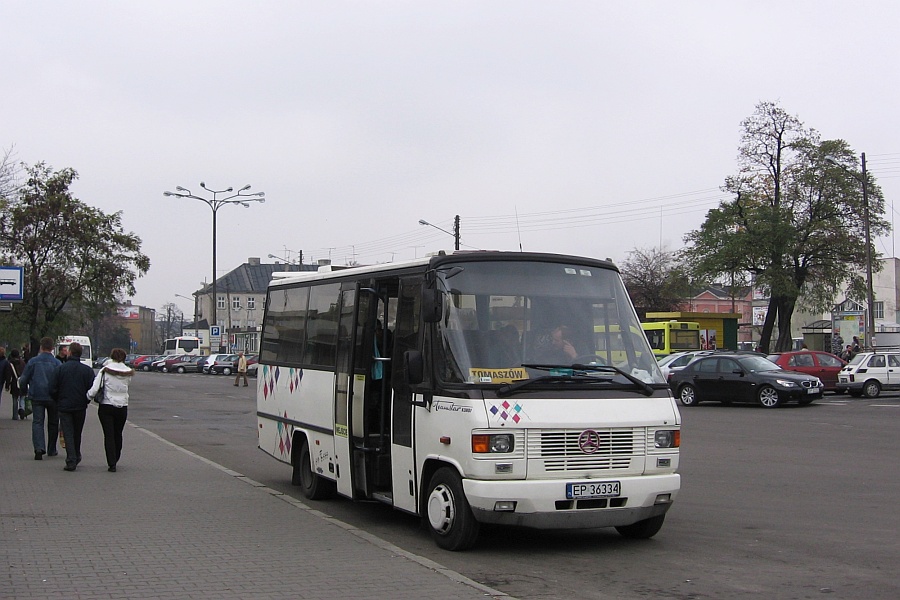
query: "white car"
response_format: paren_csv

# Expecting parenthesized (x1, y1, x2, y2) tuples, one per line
(657, 350, 714, 380)
(836, 351, 900, 398)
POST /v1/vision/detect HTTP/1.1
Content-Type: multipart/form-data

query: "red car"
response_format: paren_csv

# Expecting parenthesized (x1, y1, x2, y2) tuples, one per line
(767, 351, 847, 392)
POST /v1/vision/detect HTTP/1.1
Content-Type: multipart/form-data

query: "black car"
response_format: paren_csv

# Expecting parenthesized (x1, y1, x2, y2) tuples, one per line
(668, 353, 824, 408)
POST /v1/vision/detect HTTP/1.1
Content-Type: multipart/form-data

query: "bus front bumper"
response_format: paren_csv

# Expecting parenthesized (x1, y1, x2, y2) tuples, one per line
(462, 473, 680, 529)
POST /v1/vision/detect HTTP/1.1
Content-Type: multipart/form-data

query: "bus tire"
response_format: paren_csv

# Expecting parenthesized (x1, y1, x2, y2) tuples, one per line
(677, 384, 699, 406)
(293, 438, 335, 500)
(615, 514, 666, 539)
(425, 467, 480, 551)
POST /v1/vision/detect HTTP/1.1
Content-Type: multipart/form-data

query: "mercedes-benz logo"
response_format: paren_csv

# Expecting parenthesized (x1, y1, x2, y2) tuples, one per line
(578, 429, 601, 454)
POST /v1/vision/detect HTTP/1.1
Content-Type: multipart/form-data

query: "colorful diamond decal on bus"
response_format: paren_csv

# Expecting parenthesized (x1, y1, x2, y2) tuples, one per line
(489, 400, 527, 423)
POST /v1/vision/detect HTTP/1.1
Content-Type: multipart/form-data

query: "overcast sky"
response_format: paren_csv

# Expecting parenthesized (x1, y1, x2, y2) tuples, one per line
(3, 1, 899, 318)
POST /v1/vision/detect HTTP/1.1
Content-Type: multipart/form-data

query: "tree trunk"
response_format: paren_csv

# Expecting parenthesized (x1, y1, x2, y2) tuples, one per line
(774, 296, 797, 352)
(757, 297, 778, 354)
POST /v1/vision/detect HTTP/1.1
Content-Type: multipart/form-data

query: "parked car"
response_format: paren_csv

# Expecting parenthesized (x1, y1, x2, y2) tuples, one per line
(167, 355, 205, 374)
(92, 356, 111, 369)
(657, 350, 714, 380)
(151, 355, 179, 372)
(669, 353, 824, 408)
(208, 354, 239, 375)
(201, 354, 230, 374)
(124, 353, 140, 367)
(836, 351, 900, 398)
(246, 354, 260, 377)
(134, 355, 162, 371)
(767, 351, 846, 392)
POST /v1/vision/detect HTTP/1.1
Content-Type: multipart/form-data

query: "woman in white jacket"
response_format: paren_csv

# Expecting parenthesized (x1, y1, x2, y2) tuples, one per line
(87, 348, 134, 472)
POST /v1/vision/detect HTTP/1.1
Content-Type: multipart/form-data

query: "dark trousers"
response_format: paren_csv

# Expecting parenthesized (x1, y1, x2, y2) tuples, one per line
(58, 410, 87, 467)
(97, 404, 127, 468)
(31, 399, 59, 454)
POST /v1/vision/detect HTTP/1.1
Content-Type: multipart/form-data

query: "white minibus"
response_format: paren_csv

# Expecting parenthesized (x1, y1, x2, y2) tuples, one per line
(256, 251, 681, 550)
(163, 336, 202, 356)
(56, 335, 92, 366)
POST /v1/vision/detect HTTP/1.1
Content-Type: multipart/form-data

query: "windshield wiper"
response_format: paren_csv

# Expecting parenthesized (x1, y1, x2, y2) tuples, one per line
(497, 374, 613, 397)
(520, 363, 655, 397)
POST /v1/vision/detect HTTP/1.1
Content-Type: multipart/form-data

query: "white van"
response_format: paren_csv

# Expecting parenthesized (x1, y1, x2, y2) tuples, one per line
(836, 351, 900, 397)
(56, 335, 93, 367)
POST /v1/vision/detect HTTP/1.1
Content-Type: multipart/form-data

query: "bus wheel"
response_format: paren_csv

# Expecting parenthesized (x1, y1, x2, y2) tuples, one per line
(425, 467, 480, 551)
(615, 514, 666, 539)
(293, 439, 335, 500)
(678, 385, 699, 406)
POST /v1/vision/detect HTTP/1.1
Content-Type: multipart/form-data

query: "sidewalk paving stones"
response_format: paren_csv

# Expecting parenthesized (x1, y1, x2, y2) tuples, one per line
(1, 406, 509, 599)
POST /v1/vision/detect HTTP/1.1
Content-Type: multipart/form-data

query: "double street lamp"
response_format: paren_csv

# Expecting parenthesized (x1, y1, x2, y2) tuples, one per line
(164, 183, 265, 349)
(419, 215, 460, 250)
(174, 293, 199, 338)
(826, 152, 875, 349)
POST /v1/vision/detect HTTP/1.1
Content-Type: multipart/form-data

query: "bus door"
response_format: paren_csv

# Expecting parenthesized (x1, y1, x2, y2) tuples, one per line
(334, 284, 366, 499)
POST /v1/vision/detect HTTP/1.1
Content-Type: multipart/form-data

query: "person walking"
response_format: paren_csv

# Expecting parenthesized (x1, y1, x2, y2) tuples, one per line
(5, 348, 27, 419)
(0, 347, 8, 417)
(233, 351, 249, 387)
(56, 342, 95, 471)
(87, 348, 134, 472)
(18, 337, 61, 459)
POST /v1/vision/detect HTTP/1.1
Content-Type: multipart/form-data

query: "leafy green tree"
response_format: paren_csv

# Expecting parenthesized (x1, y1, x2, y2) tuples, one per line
(620, 246, 693, 317)
(682, 102, 888, 352)
(0, 162, 150, 350)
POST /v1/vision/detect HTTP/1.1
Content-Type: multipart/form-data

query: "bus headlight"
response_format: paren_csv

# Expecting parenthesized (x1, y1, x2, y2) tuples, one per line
(654, 430, 680, 449)
(472, 433, 515, 453)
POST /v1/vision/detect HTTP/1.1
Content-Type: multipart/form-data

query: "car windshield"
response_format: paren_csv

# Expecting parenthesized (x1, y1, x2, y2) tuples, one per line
(737, 355, 782, 372)
(433, 259, 665, 386)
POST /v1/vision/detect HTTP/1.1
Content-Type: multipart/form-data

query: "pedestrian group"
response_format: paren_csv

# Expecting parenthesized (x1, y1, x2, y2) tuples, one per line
(6, 337, 133, 472)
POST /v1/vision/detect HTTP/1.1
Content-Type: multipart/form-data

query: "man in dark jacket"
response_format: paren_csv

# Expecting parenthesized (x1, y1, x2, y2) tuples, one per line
(56, 342, 95, 471)
(18, 337, 61, 460)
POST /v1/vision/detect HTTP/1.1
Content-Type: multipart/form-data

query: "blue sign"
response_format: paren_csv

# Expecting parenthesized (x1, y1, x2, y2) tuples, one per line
(210, 326, 221, 337)
(0, 266, 24, 302)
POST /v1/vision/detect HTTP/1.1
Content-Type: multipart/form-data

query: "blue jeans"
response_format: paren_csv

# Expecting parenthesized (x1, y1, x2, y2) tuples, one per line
(31, 399, 59, 454)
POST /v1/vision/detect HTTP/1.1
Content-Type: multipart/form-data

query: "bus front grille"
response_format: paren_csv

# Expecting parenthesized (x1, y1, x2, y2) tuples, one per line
(528, 428, 642, 472)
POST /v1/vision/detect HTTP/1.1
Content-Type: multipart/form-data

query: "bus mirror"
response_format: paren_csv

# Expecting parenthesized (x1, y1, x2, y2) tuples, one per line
(423, 289, 442, 323)
(405, 350, 424, 385)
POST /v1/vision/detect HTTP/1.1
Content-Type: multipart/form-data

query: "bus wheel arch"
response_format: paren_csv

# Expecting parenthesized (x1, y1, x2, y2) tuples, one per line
(422, 464, 480, 551)
(291, 432, 336, 500)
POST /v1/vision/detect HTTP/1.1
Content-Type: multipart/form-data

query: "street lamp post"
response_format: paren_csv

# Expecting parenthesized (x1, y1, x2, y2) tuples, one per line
(174, 293, 199, 338)
(827, 152, 875, 349)
(418, 215, 460, 250)
(164, 183, 265, 351)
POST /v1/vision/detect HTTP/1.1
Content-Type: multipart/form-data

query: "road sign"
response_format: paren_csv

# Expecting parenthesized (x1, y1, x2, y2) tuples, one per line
(210, 326, 221, 337)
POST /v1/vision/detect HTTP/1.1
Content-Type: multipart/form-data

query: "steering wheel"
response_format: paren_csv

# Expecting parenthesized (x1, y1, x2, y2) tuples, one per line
(573, 354, 607, 366)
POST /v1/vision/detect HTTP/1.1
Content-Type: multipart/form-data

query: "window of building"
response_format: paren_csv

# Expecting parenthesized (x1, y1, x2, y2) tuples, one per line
(217, 296, 226, 310)
(248, 297, 256, 310)
(232, 297, 241, 310)
(874, 301, 884, 320)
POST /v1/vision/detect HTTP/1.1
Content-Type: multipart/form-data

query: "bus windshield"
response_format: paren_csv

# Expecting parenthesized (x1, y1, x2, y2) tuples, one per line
(434, 260, 665, 386)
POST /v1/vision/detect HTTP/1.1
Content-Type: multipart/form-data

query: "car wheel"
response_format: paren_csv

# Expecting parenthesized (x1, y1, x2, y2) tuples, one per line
(678, 384, 699, 406)
(223, 367, 232, 376)
(425, 467, 480, 551)
(292, 438, 336, 500)
(142, 364, 151, 372)
(757, 385, 781, 408)
(616, 514, 666, 539)
(863, 380, 881, 398)
(177, 366, 185, 374)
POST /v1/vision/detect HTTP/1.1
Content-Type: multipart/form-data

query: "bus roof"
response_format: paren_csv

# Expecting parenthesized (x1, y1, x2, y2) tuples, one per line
(268, 251, 618, 288)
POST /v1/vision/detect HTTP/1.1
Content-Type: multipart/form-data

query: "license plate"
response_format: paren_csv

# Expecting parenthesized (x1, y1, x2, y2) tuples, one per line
(566, 481, 621, 499)
(807, 387, 819, 395)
